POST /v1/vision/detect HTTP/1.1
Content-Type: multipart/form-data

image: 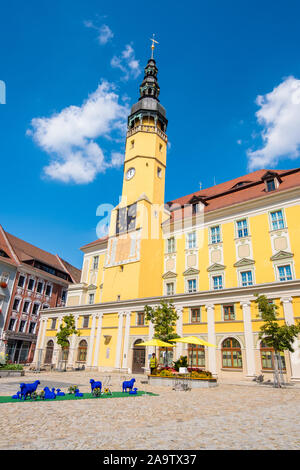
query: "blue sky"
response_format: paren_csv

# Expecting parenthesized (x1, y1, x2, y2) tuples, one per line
(1, 0, 300, 268)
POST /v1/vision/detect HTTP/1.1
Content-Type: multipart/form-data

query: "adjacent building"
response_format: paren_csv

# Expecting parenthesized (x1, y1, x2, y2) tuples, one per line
(0, 225, 81, 363)
(35, 54, 300, 381)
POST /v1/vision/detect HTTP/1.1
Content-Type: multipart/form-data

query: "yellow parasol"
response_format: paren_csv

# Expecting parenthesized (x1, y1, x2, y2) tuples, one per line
(137, 339, 175, 347)
(170, 336, 216, 369)
(170, 336, 216, 348)
(137, 339, 175, 368)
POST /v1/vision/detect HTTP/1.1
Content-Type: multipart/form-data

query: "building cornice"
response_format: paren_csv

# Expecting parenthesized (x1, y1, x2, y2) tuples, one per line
(40, 279, 300, 317)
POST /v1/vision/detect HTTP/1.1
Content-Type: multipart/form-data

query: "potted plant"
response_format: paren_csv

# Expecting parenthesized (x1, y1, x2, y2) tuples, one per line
(0, 282, 7, 288)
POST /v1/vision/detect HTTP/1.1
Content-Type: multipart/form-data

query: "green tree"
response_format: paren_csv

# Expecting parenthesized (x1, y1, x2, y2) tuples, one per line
(144, 301, 179, 366)
(56, 314, 80, 369)
(255, 294, 300, 387)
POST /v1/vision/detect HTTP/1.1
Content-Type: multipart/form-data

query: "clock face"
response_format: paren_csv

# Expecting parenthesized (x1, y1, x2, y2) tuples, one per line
(126, 167, 135, 181)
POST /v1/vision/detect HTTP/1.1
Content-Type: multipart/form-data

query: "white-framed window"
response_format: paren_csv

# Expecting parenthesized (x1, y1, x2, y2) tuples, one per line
(278, 265, 292, 282)
(236, 219, 249, 238)
(167, 237, 175, 253)
(36, 280, 44, 294)
(270, 209, 285, 230)
(212, 275, 223, 290)
(12, 297, 21, 312)
(166, 282, 174, 296)
(22, 300, 31, 314)
(88, 293, 95, 305)
(187, 232, 197, 249)
(187, 278, 197, 293)
(240, 270, 253, 286)
(42, 304, 50, 309)
(210, 226, 221, 244)
(29, 322, 36, 334)
(32, 303, 40, 315)
(61, 290, 67, 303)
(27, 278, 35, 291)
(8, 318, 16, 331)
(45, 284, 52, 297)
(93, 256, 99, 270)
(51, 318, 57, 329)
(157, 167, 162, 178)
(19, 320, 27, 333)
(17, 274, 26, 288)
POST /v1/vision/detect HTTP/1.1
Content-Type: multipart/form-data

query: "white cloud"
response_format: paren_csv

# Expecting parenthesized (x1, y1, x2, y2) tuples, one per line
(247, 76, 300, 170)
(27, 82, 129, 184)
(111, 44, 141, 81)
(84, 21, 113, 45)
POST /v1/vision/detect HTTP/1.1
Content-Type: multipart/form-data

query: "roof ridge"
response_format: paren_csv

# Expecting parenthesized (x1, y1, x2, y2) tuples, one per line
(168, 167, 300, 206)
(0, 225, 20, 265)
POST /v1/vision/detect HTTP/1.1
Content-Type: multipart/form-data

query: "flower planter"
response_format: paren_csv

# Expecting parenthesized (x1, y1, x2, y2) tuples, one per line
(148, 375, 218, 388)
(0, 283, 7, 289)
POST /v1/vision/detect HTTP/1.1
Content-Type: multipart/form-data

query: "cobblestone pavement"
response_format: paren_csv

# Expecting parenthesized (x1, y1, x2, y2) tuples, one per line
(0, 370, 299, 450)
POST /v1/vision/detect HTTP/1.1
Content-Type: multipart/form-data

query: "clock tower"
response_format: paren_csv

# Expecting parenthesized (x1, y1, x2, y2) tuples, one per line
(101, 51, 168, 302)
(121, 56, 168, 207)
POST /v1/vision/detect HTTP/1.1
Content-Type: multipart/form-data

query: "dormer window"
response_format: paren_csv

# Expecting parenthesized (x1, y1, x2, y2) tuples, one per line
(266, 179, 276, 192)
(192, 203, 199, 215)
(262, 171, 282, 192)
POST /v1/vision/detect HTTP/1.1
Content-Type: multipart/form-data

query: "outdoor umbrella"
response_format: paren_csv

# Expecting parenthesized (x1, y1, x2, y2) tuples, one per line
(170, 336, 216, 369)
(137, 339, 175, 368)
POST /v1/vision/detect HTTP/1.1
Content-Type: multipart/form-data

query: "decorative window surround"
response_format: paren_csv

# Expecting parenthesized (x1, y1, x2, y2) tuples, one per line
(183, 268, 199, 294)
(207, 264, 225, 291)
(269, 209, 286, 231)
(45, 284, 53, 297)
(209, 225, 222, 244)
(235, 218, 250, 239)
(270, 251, 295, 282)
(27, 278, 36, 292)
(186, 231, 197, 250)
(234, 259, 256, 287)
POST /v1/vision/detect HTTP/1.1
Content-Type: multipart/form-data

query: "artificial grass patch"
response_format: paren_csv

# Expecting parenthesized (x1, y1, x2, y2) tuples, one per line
(0, 391, 158, 404)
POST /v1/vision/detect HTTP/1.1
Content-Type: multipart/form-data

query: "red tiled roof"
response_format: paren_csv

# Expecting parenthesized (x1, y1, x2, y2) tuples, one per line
(0, 225, 80, 283)
(166, 168, 300, 221)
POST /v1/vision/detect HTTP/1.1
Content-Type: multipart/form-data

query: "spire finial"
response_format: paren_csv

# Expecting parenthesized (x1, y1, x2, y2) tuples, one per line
(150, 34, 159, 59)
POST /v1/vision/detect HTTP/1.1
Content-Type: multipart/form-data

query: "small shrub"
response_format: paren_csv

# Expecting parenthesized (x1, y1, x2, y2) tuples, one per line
(68, 385, 78, 394)
(173, 356, 188, 371)
(159, 369, 175, 377)
(0, 364, 23, 371)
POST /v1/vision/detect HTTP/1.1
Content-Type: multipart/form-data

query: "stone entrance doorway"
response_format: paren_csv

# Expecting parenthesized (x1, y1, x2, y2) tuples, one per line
(132, 340, 145, 374)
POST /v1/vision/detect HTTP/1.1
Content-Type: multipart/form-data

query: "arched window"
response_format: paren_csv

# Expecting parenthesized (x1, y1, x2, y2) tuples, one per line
(77, 340, 88, 362)
(61, 341, 69, 361)
(260, 342, 286, 370)
(222, 337, 243, 368)
(188, 345, 205, 368)
(44, 340, 54, 364)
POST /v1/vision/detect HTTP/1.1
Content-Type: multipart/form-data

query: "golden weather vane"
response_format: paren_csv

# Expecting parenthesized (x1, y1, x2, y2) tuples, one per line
(150, 34, 159, 59)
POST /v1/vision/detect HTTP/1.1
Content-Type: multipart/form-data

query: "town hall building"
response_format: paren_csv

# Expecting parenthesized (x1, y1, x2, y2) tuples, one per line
(33, 51, 300, 381)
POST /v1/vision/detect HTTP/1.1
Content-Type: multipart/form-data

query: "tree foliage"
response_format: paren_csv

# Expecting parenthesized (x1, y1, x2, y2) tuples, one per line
(56, 314, 80, 349)
(144, 301, 179, 343)
(255, 294, 300, 353)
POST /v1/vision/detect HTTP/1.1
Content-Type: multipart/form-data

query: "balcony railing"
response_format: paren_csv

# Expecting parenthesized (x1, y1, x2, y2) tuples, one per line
(127, 125, 167, 142)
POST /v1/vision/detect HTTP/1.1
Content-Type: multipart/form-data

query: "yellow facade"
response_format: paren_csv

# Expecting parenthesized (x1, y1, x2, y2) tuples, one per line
(36, 55, 300, 382)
